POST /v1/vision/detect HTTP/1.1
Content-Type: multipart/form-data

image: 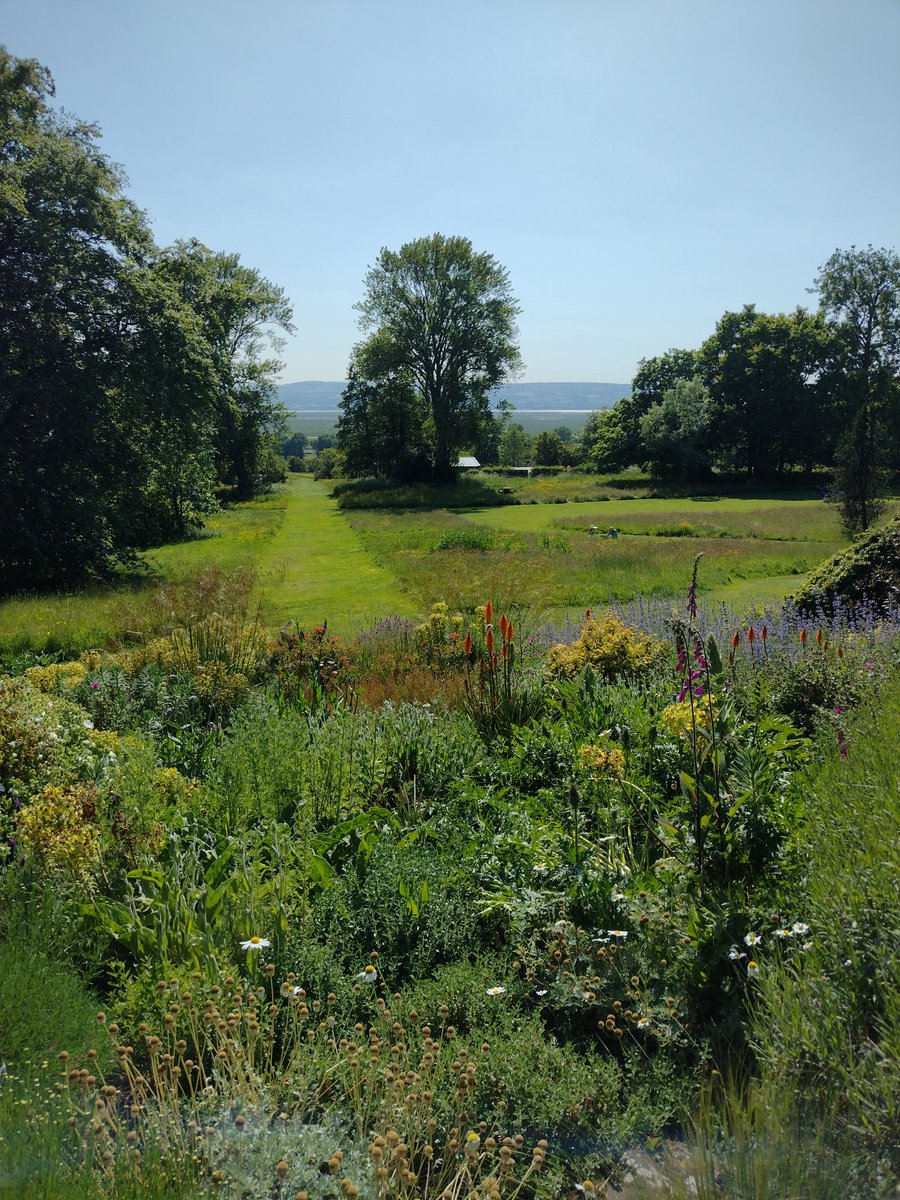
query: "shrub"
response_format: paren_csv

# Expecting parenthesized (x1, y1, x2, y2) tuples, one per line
(16, 782, 102, 881)
(0, 677, 108, 802)
(546, 612, 665, 680)
(792, 513, 900, 615)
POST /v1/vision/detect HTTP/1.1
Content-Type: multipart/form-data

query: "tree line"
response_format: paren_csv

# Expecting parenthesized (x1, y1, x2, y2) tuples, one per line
(336, 236, 898, 533)
(0, 49, 293, 591)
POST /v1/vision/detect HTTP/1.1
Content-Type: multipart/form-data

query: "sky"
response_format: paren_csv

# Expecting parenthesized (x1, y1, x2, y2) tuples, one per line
(3, 0, 899, 385)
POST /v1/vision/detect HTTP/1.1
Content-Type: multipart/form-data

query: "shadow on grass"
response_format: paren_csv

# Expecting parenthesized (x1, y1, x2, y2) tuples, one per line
(333, 476, 517, 510)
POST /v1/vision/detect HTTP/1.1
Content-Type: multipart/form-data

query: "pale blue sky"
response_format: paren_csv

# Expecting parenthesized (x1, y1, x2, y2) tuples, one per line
(4, 0, 899, 384)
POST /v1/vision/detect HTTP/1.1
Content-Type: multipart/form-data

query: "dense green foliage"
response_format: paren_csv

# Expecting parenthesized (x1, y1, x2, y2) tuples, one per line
(338, 234, 522, 479)
(792, 513, 900, 614)
(578, 253, 899, 519)
(0, 48, 292, 590)
(1, 557, 897, 1196)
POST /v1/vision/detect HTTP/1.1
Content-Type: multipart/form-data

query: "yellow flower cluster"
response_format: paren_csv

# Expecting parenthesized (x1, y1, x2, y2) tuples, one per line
(577, 743, 625, 780)
(24, 660, 88, 692)
(16, 783, 101, 877)
(546, 613, 664, 680)
(660, 693, 717, 737)
(151, 766, 199, 809)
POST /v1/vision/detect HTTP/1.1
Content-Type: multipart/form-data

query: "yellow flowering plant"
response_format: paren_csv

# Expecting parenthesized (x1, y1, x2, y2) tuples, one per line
(546, 613, 664, 681)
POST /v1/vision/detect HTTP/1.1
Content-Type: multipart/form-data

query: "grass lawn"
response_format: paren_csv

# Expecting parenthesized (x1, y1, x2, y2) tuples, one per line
(246, 475, 417, 628)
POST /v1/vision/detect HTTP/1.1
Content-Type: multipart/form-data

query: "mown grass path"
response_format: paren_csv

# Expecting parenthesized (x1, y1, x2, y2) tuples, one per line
(251, 476, 416, 630)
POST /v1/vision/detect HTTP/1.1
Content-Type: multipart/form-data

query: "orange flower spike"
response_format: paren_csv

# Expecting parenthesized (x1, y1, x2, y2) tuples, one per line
(836, 644, 844, 660)
(760, 625, 767, 642)
(485, 627, 494, 652)
(731, 631, 740, 650)
(506, 621, 514, 644)
(747, 626, 756, 645)
(484, 601, 494, 626)
(500, 643, 509, 659)
(585, 607, 593, 622)
(463, 632, 473, 657)
(799, 628, 808, 644)
(815, 629, 823, 646)
(499, 613, 508, 640)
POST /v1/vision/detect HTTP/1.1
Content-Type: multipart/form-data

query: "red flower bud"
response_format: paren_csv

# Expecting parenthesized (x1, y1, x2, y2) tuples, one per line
(484, 601, 493, 625)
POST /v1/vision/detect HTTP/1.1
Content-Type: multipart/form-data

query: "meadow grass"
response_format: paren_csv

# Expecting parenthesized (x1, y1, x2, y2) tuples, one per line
(0, 479, 415, 656)
(468, 495, 847, 541)
(345, 495, 849, 615)
(1, 479, 889, 657)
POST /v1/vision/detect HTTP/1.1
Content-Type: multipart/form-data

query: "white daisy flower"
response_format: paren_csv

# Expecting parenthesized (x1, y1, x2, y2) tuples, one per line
(792, 922, 810, 935)
(728, 947, 746, 961)
(357, 966, 378, 983)
(535, 989, 548, 997)
(611, 889, 626, 904)
(637, 1016, 651, 1029)
(744, 932, 762, 947)
(240, 936, 271, 951)
(746, 960, 760, 977)
(775, 927, 793, 939)
(607, 929, 628, 939)
(485, 986, 506, 997)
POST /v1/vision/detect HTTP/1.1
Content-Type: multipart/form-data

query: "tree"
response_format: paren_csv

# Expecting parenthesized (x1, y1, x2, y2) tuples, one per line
(640, 377, 713, 479)
(580, 405, 633, 472)
(812, 245, 900, 532)
(353, 234, 522, 478)
(157, 240, 294, 498)
(337, 330, 429, 479)
(0, 48, 294, 588)
(533, 430, 566, 466)
(499, 422, 532, 467)
(698, 305, 834, 477)
(0, 48, 159, 584)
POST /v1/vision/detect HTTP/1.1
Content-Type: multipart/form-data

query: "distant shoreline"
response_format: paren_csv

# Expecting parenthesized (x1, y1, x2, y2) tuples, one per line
(278, 380, 629, 413)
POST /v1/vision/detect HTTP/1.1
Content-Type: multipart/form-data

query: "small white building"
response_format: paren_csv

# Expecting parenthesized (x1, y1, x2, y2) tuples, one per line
(455, 456, 481, 469)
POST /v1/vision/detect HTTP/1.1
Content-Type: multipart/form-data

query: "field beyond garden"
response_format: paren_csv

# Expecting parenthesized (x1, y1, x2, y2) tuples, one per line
(0, 473, 867, 659)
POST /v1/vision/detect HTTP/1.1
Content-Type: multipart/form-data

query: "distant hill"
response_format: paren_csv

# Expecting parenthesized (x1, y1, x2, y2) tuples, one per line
(277, 380, 630, 412)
